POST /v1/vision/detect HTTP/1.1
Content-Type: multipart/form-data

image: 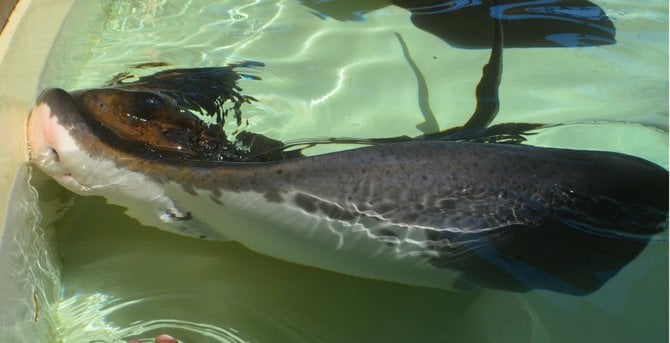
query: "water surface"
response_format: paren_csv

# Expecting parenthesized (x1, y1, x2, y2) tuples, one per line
(34, 0, 668, 342)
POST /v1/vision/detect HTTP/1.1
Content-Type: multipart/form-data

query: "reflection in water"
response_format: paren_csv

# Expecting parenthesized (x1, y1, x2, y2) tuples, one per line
(0, 166, 61, 342)
(55, 293, 247, 342)
(301, 0, 616, 48)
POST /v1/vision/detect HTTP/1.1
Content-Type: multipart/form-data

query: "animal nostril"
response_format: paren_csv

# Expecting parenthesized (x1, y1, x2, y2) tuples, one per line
(49, 148, 60, 162)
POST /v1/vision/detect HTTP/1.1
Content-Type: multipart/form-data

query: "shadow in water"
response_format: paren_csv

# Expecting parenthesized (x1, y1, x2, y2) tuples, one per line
(299, 0, 616, 48)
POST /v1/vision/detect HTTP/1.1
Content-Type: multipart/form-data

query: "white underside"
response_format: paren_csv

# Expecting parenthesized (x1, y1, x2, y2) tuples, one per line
(56, 153, 459, 289)
(163, 183, 460, 290)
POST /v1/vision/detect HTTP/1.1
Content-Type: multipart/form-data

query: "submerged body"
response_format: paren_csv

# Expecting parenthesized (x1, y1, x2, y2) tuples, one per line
(28, 88, 667, 295)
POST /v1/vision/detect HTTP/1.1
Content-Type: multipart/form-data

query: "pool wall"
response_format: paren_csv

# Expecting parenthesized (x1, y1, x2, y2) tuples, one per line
(0, 0, 75, 341)
(0, 0, 19, 33)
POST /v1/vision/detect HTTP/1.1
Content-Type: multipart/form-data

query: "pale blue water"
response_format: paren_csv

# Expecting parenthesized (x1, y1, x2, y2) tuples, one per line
(33, 0, 667, 342)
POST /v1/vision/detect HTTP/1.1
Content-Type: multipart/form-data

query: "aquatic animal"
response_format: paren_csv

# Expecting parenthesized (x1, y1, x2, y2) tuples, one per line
(27, 20, 666, 295)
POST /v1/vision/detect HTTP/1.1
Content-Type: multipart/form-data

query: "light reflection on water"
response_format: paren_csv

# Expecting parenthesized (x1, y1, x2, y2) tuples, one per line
(0, 166, 61, 342)
(55, 293, 248, 342)
(33, 0, 669, 342)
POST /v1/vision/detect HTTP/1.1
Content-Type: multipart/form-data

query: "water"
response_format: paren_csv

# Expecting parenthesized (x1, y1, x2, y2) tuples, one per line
(0, 166, 61, 342)
(32, 0, 668, 342)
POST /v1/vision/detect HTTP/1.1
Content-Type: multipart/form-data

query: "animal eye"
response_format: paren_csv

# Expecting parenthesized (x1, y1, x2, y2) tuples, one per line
(127, 93, 166, 121)
(144, 95, 163, 107)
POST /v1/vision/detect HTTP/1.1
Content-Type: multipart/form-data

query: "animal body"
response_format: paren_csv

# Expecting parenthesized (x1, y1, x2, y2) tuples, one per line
(27, 84, 667, 295)
(27, 14, 667, 295)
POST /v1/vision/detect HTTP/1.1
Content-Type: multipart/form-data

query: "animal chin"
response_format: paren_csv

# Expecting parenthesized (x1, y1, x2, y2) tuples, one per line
(31, 148, 89, 193)
(27, 101, 91, 193)
(55, 173, 90, 193)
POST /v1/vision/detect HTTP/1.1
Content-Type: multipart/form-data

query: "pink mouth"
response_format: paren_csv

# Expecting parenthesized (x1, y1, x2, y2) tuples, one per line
(28, 103, 55, 160)
(27, 102, 72, 178)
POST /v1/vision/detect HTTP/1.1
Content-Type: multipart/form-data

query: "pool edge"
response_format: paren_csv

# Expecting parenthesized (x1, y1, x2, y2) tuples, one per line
(0, 0, 75, 341)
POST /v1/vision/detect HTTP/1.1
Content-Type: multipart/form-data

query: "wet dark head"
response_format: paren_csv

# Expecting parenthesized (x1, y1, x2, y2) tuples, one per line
(71, 87, 228, 160)
(34, 62, 272, 163)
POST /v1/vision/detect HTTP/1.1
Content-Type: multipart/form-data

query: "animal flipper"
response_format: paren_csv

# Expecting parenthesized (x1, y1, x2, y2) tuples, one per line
(418, 9, 545, 144)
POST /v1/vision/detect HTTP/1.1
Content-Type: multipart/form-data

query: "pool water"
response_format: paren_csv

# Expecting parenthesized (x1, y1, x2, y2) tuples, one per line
(32, 0, 667, 342)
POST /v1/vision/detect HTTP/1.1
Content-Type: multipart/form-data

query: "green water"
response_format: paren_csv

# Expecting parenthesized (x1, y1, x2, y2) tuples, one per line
(33, 0, 668, 342)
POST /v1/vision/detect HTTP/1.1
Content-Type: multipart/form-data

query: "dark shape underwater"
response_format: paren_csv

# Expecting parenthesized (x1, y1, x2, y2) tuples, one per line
(300, 0, 616, 48)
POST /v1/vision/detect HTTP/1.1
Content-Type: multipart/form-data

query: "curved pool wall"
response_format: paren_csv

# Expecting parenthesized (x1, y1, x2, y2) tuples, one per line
(0, 0, 75, 341)
(0, 1, 19, 33)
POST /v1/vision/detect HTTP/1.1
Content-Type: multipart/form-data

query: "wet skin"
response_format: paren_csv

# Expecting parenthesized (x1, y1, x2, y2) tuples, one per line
(27, 12, 667, 296)
(27, 84, 668, 295)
